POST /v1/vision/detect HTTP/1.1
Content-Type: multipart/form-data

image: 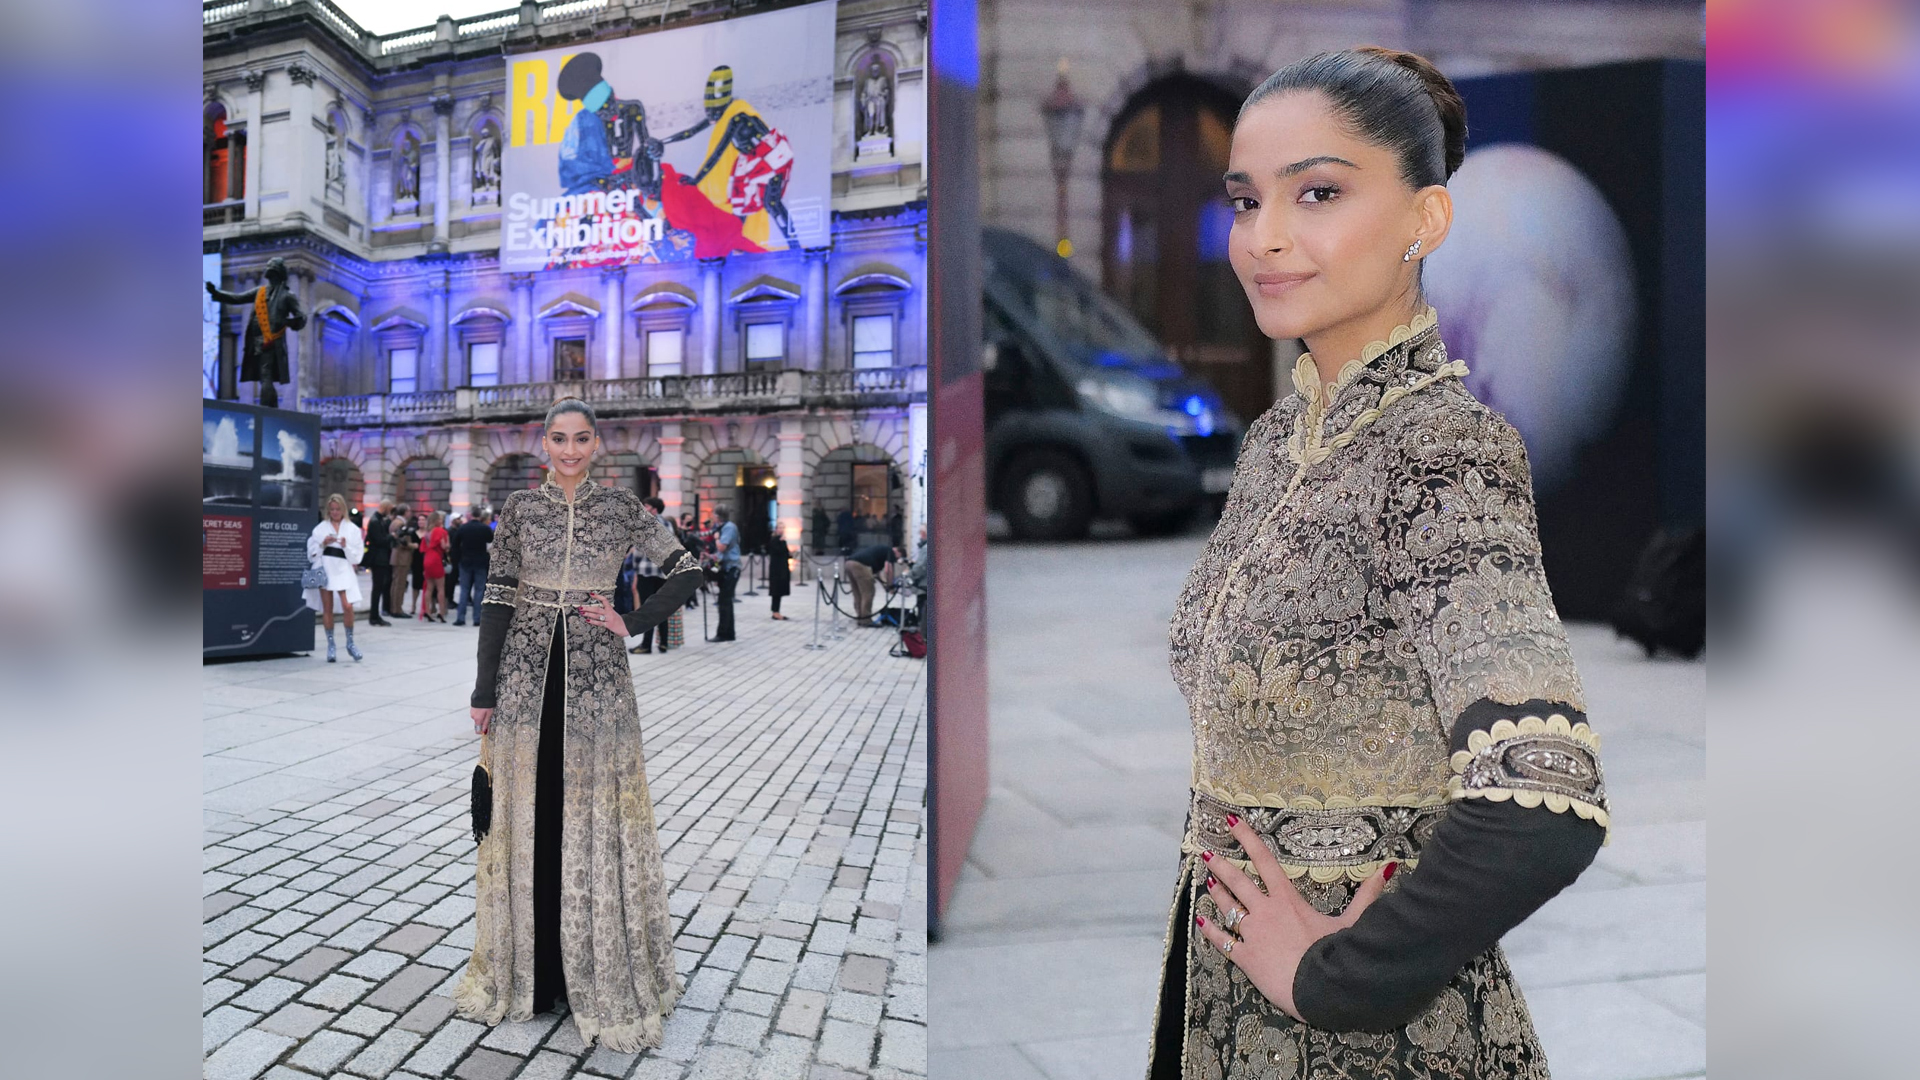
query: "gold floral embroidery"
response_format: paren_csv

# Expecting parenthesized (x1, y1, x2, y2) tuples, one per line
(1449, 713, 1611, 834)
(454, 482, 693, 1052)
(1155, 310, 1586, 1079)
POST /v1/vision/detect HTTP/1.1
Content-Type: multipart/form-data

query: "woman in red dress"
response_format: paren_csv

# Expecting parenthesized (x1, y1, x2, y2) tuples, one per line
(422, 510, 450, 623)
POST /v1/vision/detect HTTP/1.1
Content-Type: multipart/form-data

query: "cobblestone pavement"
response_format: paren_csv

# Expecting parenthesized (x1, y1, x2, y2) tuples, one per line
(203, 589, 927, 1080)
(930, 535, 1705, 1080)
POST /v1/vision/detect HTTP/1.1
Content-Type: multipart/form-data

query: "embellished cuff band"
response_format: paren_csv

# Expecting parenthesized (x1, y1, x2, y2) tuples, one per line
(1448, 710, 1609, 833)
(481, 574, 520, 607)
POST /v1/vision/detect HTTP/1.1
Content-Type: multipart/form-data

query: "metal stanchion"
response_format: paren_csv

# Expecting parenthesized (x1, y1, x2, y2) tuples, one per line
(742, 551, 760, 597)
(827, 560, 847, 640)
(803, 556, 829, 651)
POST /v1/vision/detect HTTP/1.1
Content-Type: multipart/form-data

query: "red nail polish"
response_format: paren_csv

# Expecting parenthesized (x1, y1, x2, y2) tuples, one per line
(1195, 915, 1206, 927)
(1200, 850, 1212, 862)
(1384, 861, 1398, 881)
(1206, 875, 1216, 889)
(1226, 813, 1240, 827)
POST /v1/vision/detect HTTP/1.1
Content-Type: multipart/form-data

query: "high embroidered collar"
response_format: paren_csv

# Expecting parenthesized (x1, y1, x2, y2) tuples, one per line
(1290, 304, 1448, 410)
(541, 474, 599, 504)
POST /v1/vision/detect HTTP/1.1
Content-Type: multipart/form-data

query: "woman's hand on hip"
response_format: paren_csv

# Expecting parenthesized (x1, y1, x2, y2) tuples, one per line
(578, 592, 626, 636)
(470, 707, 493, 735)
(1192, 814, 1394, 1022)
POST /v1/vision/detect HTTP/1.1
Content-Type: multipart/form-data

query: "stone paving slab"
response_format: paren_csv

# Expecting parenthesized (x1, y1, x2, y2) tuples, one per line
(205, 596, 925, 1079)
(929, 536, 1705, 1080)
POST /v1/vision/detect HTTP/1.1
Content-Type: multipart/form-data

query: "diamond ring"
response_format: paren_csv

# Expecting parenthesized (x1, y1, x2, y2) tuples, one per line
(1219, 937, 1234, 956)
(1221, 906, 1247, 932)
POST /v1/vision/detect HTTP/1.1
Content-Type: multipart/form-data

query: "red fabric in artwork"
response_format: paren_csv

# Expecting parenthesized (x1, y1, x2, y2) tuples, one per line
(659, 163, 765, 260)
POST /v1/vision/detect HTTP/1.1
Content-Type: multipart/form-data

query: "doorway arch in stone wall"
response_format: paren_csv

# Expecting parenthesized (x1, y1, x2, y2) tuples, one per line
(485, 453, 545, 509)
(594, 451, 660, 502)
(391, 456, 452, 516)
(319, 456, 365, 511)
(812, 443, 900, 554)
(1101, 73, 1270, 423)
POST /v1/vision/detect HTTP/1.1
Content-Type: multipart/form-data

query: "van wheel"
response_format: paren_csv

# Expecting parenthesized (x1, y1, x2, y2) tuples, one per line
(1000, 450, 1093, 541)
(1128, 506, 1195, 537)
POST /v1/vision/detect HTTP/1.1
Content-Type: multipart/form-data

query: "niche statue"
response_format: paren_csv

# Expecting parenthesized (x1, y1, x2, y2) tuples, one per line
(206, 256, 308, 408)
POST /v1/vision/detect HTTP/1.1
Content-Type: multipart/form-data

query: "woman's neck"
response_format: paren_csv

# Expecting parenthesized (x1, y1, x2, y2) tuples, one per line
(1302, 297, 1427, 398)
(554, 471, 583, 500)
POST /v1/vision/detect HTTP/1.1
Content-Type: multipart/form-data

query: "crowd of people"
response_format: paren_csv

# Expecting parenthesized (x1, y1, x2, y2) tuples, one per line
(303, 491, 930, 660)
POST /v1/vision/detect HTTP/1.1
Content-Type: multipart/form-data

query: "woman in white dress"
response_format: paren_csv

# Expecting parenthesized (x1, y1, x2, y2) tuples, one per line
(306, 492, 366, 662)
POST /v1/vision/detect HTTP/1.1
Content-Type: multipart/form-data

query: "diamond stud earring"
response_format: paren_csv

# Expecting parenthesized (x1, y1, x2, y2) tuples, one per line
(1403, 239, 1423, 262)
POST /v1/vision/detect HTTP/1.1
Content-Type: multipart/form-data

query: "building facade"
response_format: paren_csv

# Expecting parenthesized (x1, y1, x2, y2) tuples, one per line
(975, 0, 1704, 421)
(204, 0, 929, 556)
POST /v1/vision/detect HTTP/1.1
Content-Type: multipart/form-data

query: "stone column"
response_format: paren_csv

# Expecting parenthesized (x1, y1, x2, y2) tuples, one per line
(698, 258, 724, 375)
(907, 401, 928, 536)
(432, 90, 454, 251)
(286, 62, 317, 225)
(362, 448, 385, 508)
(777, 417, 806, 548)
(449, 424, 474, 517)
(601, 266, 626, 380)
(510, 273, 535, 384)
(428, 269, 451, 390)
(657, 422, 685, 516)
(805, 247, 830, 370)
(243, 69, 265, 222)
(357, 291, 375, 395)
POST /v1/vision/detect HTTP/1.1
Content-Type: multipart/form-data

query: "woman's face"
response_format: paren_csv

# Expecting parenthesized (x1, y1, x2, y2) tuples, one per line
(545, 412, 598, 481)
(328, 501, 345, 524)
(1224, 91, 1441, 343)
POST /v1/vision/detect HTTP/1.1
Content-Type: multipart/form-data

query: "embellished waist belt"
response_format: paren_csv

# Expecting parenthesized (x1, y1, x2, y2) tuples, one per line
(519, 584, 600, 607)
(1183, 789, 1446, 880)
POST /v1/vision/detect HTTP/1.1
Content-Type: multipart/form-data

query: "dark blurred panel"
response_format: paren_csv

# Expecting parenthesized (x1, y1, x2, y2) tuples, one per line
(0, 1, 205, 1077)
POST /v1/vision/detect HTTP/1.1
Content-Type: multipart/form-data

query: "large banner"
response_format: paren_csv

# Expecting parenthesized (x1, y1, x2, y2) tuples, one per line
(203, 400, 320, 658)
(501, 0, 837, 269)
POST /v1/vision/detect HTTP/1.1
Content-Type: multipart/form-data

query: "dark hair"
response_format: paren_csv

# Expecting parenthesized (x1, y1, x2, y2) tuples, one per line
(544, 396, 598, 433)
(645, 496, 666, 513)
(1240, 46, 1466, 190)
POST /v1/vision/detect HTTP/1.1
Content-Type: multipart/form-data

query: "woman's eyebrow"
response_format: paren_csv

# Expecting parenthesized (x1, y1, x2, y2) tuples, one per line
(1224, 155, 1359, 185)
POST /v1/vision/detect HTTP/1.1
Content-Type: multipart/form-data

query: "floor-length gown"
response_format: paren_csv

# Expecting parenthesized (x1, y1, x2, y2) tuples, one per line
(456, 478, 703, 1052)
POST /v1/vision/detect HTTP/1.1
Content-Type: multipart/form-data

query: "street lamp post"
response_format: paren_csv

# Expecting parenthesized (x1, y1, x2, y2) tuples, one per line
(1040, 58, 1085, 259)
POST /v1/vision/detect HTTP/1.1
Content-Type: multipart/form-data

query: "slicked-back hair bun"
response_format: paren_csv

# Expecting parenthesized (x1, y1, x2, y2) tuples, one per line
(544, 395, 598, 433)
(1240, 46, 1467, 190)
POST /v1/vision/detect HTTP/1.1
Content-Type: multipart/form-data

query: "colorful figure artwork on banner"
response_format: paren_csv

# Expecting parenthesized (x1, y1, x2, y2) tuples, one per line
(500, 0, 835, 270)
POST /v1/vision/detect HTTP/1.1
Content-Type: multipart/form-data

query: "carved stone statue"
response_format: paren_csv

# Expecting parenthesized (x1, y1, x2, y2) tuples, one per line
(205, 257, 308, 409)
(472, 122, 501, 195)
(395, 134, 420, 205)
(856, 57, 894, 145)
(324, 115, 345, 199)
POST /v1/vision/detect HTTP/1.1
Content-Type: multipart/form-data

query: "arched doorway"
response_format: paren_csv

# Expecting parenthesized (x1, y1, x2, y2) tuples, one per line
(1101, 75, 1269, 423)
(594, 451, 660, 502)
(485, 453, 545, 509)
(812, 444, 900, 554)
(691, 448, 771, 553)
(319, 457, 365, 511)
(391, 456, 451, 516)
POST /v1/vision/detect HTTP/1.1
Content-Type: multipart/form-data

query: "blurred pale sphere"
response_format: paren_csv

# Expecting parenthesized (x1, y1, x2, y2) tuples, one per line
(1425, 143, 1637, 493)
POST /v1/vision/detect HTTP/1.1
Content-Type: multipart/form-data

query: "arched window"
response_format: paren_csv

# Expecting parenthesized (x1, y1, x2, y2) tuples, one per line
(204, 102, 246, 219)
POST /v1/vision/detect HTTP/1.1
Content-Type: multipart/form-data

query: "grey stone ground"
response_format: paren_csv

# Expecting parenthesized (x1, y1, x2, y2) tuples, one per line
(930, 534, 1705, 1080)
(204, 584, 927, 1080)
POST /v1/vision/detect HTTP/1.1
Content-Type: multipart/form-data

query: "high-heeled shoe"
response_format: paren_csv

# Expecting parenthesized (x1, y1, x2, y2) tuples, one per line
(325, 627, 337, 663)
(345, 628, 363, 662)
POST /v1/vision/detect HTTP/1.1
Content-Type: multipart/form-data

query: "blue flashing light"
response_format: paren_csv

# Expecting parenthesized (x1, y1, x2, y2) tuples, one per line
(1183, 396, 1204, 416)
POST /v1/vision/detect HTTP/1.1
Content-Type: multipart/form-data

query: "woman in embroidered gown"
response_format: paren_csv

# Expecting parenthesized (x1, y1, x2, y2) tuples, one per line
(1147, 49, 1610, 1080)
(456, 399, 703, 1052)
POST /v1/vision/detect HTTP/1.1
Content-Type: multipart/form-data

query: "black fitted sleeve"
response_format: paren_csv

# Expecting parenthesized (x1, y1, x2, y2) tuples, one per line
(470, 500, 524, 710)
(621, 551, 699, 635)
(1290, 698, 1608, 1032)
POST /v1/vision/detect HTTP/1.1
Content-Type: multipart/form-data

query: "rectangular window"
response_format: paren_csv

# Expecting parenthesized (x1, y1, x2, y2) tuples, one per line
(553, 337, 587, 382)
(745, 322, 784, 368)
(852, 314, 895, 369)
(646, 328, 683, 377)
(468, 341, 500, 387)
(389, 347, 418, 394)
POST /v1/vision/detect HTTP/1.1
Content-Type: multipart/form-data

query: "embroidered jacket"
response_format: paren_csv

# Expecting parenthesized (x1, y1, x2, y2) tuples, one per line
(1149, 306, 1610, 1078)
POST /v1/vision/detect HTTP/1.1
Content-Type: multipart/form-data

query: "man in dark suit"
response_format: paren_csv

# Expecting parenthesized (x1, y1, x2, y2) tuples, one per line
(363, 500, 394, 626)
